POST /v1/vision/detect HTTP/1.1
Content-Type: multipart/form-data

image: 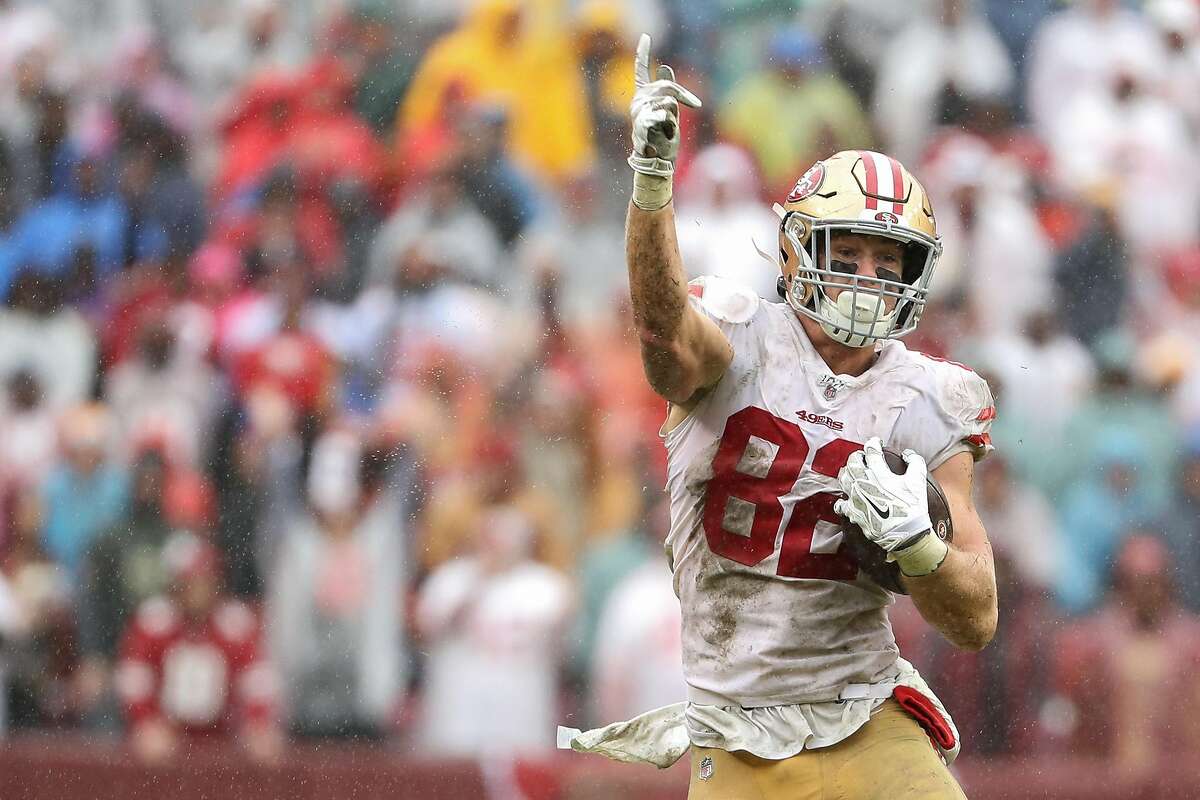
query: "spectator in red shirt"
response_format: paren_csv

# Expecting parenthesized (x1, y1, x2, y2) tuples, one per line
(114, 531, 280, 764)
(288, 59, 389, 202)
(213, 75, 298, 201)
(232, 265, 335, 419)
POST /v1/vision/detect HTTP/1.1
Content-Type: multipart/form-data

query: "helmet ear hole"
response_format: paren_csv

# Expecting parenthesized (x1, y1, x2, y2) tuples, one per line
(776, 276, 787, 299)
(786, 273, 813, 306)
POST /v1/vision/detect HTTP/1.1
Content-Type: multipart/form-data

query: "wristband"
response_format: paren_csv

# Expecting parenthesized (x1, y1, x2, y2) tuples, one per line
(629, 154, 673, 211)
(628, 152, 674, 178)
(889, 531, 949, 577)
(631, 170, 672, 211)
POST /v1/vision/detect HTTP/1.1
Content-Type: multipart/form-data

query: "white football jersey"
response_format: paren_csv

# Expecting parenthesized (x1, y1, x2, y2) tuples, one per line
(664, 276, 994, 709)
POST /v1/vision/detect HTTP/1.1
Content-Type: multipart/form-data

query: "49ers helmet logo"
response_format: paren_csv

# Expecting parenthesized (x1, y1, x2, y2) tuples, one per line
(874, 211, 899, 224)
(787, 162, 826, 202)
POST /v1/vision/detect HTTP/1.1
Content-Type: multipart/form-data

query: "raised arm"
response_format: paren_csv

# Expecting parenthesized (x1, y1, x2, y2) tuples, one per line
(626, 35, 732, 405)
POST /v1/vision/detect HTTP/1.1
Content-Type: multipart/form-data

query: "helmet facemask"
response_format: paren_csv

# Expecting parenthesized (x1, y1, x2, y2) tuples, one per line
(774, 205, 941, 349)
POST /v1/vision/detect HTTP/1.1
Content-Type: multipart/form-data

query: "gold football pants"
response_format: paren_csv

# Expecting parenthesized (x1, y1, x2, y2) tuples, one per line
(687, 700, 967, 800)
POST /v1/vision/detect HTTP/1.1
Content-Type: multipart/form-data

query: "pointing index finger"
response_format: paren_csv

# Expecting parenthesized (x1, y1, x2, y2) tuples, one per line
(635, 34, 651, 86)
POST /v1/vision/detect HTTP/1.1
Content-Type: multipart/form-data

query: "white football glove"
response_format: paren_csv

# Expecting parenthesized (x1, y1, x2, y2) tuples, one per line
(834, 438, 947, 577)
(628, 34, 701, 209)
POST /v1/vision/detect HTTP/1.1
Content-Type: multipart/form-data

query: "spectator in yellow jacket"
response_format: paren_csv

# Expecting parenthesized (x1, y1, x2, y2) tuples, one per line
(399, 0, 596, 183)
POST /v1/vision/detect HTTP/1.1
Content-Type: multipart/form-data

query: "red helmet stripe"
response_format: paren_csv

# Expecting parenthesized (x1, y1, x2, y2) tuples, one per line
(858, 150, 879, 210)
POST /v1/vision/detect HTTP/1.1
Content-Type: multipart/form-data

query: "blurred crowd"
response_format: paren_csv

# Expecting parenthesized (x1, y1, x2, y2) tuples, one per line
(0, 0, 1199, 778)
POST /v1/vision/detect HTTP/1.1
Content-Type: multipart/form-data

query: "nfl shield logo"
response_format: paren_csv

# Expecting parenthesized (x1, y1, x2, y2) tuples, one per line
(824, 384, 837, 400)
(699, 756, 715, 781)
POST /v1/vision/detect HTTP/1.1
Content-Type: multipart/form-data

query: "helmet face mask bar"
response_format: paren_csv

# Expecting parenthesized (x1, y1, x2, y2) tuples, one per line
(772, 151, 943, 350)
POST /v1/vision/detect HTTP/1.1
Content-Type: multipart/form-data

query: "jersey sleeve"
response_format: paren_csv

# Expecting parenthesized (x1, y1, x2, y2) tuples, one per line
(893, 357, 996, 470)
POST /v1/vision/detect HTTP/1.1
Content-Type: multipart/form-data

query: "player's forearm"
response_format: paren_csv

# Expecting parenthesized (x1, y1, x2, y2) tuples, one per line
(627, 190, 688, 341)
(626, 195, 697, 399)
(903, 543, 997, 651)
(624, 37, 725, 403)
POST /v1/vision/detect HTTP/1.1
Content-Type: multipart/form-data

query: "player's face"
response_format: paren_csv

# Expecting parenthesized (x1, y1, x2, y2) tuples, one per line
(820, 232, 905, 311)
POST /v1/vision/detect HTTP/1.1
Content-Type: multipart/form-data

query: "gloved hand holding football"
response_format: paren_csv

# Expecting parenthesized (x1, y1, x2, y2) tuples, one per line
(835, 438, 953, 593)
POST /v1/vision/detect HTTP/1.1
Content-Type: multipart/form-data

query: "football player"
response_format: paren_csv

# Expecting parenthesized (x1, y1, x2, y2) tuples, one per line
(560, 36, 997, 799)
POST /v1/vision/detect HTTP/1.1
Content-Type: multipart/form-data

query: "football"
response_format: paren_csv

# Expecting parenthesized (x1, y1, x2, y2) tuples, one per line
(838, 448, 954, 594)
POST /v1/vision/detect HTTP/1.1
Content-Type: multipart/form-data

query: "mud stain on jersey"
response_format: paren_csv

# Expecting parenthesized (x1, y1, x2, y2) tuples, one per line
(683, 439, 720, 498)
(720, 496, 756, 538)
(734, 436, 777, 479)
(692, 549, 770, 668)
(731, 364, 761, 396)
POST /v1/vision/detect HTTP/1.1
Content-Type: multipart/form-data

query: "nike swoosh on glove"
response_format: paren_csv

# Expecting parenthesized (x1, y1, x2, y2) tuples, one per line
(834, 437, 933, 557)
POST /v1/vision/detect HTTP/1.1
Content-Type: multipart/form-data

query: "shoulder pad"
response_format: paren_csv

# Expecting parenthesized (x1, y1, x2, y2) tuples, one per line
(687, 276, 760, 325)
